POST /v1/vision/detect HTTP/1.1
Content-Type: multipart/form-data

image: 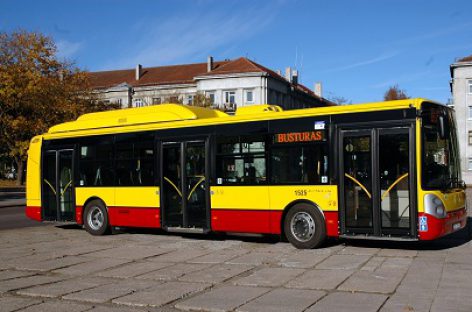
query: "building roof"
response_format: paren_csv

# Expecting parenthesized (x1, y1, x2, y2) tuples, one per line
(457, 55, 472, 62)
(87, 57, 332, 104)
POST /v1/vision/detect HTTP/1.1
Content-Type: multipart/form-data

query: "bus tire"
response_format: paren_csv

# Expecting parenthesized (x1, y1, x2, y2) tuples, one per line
(84, 200, 110, 236)
(284, 203, 326, 249)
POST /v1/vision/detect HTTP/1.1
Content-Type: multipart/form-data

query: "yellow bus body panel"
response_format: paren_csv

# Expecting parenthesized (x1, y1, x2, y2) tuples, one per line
(114, 187, 159, 207)
(268, 185, 338, 212)
(26, 135, 42, 207)
(210, 186, 270, 210)
(75, 187, 115, 207)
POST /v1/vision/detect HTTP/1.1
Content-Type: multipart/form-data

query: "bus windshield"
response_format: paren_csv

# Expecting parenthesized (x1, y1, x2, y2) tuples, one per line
(421, 103, 461, 190)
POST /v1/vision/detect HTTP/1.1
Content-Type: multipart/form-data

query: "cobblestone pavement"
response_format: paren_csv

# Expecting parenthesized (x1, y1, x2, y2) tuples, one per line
(1, 216, 471, 311)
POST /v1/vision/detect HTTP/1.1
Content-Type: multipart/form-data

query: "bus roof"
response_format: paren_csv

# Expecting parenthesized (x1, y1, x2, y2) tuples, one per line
(45, 98, 436, 138)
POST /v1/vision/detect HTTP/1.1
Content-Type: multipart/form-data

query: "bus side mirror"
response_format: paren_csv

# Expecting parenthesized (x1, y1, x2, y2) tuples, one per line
(438, 115, 446, 139)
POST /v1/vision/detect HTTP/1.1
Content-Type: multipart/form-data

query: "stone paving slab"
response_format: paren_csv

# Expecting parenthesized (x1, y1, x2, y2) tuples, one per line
(52, 258, 131, 276)
(136, 263, 211, 281)
(277, 250, 330, 268)
(236, 288, 326, 312)
(187, 248, 249, 264)
(0, 269, 36, 280)
(112, 281, 211, 307)
(226, 251, 285, 266)
(96, 261, 174, 278)
(63, 278, 157, 303)
(0, 275, 64, 293)
(179, 263, 254, 284)
(233, 267, 305, 287)
(285, 269, 354, 290)
(16, 276, 113, 298)
(0, 296, 41, 312)
(17, 300, 92, 312)
(85, 246, 171, 260)
(175, 285, 270, 312)
(305, 292, 388, 312)
(15, 255, 91, 272)
(147, 249, 209, 263)
(316, 254, 371, 270)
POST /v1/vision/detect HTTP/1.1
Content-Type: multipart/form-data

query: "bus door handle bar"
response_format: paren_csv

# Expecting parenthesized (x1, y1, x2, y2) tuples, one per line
(60, 180, 73, 197)
(163, 177, 183, 197)
(187, 176, 205, 200)
(381, 173, 409, 201)
(344, 173, 372, 199)
(43, 179, 57, 195)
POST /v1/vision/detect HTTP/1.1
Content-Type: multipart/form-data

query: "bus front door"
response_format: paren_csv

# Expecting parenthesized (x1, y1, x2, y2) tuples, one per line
(339, 127, 415, 238)
(161, 141, 208, 230)
(42, 149, 75, 221)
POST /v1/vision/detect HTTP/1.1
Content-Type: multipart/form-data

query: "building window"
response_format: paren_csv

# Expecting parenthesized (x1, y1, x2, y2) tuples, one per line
(133, 98, 144, 107)
(207, 91, 215, 105)
(469, 80, 472, 94)
(152, 97, 161, 105)
(224, 91, 236, 104)
(187, 95, 194, 105)
(468, 158, 472, 171)
(169, 96, 179, 103)
(245, 90, 254, 104)
(115, 98, 122, 106)
(469, 107, 472, 120)
(469, 131, 472, 145)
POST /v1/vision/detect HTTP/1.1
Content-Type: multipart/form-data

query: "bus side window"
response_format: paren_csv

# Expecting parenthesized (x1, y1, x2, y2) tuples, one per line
(79, 137, 114, 187)
(270, 143, 328, 185)
(216, 135, 267, 185)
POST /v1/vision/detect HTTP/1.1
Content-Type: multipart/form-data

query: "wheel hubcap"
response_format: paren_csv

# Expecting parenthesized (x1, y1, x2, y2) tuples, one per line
(290, 212, 315, 242)
(87, 206, 104, 230)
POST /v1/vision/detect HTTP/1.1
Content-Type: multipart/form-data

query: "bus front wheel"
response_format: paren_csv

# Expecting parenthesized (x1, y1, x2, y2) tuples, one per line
(84, 200, 110, 236)
(284, 204, 326, 249)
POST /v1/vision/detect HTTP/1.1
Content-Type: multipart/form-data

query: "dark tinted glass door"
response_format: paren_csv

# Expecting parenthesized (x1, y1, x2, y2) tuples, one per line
(342, 131, 373, 232)
(42, 149, 75, 221)
(161, 141, 208, 229)
(379, 129, 411, 230)
(340, 127, 413, 237)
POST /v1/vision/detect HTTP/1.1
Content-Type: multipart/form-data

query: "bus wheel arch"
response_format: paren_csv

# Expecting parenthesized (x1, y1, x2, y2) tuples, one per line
(281, 200, 326, 249)
(83, 197, 110, 236)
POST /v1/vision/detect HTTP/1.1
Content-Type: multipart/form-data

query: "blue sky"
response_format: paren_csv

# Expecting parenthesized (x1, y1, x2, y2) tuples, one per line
(1, 0, 472, 103)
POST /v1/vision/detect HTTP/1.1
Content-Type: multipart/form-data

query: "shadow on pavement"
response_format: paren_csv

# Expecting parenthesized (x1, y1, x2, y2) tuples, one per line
(55, 217, 471, 251)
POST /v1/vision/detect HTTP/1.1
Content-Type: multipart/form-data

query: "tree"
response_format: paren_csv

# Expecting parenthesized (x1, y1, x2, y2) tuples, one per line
(191, 92, 213, 108)
(383, 85, 409, 101)
(0, 30, 118, 185)
(328, 95, 352, 105)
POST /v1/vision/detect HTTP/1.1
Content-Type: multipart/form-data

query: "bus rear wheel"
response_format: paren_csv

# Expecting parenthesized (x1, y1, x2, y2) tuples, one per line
(84, 200, 110, 235)
(284, 203, 326, 249)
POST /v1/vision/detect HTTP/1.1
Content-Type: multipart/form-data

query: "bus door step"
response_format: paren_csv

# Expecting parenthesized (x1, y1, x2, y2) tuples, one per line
(339, 234, 419, 242)
(166, 227, 207, 234)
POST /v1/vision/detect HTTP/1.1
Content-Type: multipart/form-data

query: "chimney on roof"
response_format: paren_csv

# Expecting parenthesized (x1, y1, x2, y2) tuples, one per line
(285, 67, 292, 82)
(292, 70, 299, 85)
(207, 56, 214, 72)
(276, 69, 281, 76)
(135, 64, 142, 80)
(314, 82, 322, 98)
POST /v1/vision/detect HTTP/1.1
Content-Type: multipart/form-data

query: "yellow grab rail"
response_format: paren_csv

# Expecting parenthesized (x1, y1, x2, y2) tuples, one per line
(164, 177, 182, 197)
(344, 173, 371, 199)
(381, 173, 409, 201)
(43, 179, 56, 195)
(187, 176, 205, 200)
(60, 180, 72, 197)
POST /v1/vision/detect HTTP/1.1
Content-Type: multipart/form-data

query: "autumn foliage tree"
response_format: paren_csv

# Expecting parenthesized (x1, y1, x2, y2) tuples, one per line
(0, 30, 117, 185)
(383, 85, 409, 101)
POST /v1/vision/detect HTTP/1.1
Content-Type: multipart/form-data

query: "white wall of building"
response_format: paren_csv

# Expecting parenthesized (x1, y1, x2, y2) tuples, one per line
(451, 63, 472, 184)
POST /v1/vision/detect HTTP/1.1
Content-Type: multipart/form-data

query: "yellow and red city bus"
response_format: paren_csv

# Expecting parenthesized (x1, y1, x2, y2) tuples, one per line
(25, 98, 467, 248)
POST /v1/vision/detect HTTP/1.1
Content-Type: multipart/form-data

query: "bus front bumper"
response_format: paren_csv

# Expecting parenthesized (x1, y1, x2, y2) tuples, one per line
(418, 208, 467, 240)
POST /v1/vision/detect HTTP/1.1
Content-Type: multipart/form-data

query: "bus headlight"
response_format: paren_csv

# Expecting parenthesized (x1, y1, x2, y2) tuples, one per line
(424, 194, 447, 218)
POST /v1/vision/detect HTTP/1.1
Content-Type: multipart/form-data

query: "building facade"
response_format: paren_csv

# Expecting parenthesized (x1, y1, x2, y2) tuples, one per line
(450, 55, 472, 184)
(88, 57, 332, 112)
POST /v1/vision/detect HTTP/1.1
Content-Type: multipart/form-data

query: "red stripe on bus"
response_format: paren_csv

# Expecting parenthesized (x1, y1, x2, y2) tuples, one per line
(25, 206, 42, 221)
(211, 209, 282, 234)
(108, 206, 160, 228)
(418, 208, 467, 240)
(76, 206, 84, 225)
(324, 211, 339, 237)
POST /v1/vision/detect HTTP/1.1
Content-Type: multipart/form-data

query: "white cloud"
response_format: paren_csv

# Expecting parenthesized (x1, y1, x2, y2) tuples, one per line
(56, 40, 82, 59)
(103, 5, 278, 69)
(323, 51, 400, 73)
